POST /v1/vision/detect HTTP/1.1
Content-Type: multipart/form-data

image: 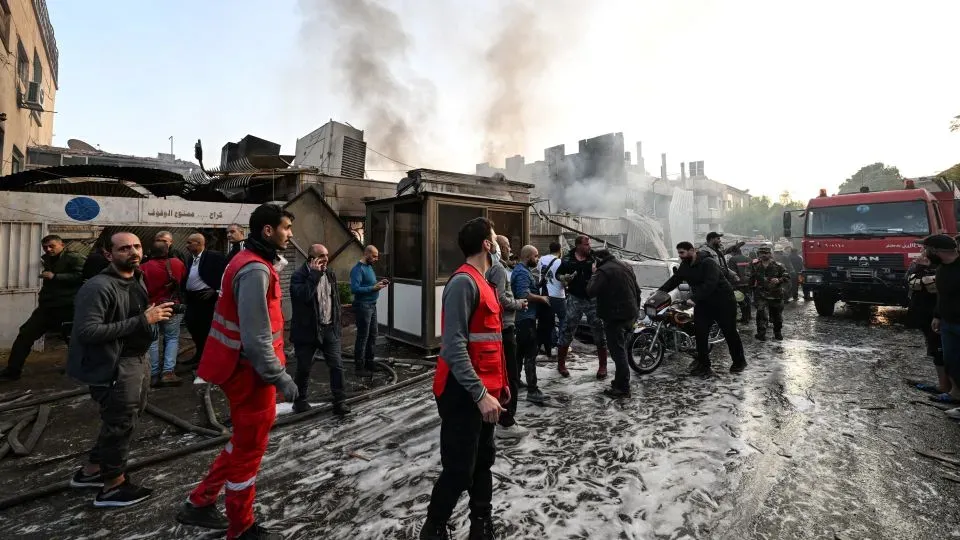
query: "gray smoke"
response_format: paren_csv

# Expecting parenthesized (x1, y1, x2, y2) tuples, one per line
(299, 0, 434, 167)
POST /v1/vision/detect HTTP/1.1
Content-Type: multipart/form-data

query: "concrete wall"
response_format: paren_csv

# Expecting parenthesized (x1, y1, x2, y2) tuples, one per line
(283, 187, 363, 280)
(300, 175, 396, 219)
(0, 0, 57, 175)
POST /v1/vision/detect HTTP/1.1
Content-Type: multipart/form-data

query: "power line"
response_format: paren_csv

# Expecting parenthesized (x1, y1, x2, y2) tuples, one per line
(365, 146, 415, 170)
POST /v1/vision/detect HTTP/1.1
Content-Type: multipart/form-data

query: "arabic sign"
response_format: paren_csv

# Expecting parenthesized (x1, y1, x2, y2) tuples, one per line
(144, 208, 225, 220)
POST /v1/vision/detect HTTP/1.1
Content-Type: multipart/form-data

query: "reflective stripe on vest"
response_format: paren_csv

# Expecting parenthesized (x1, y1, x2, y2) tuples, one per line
(196, 249, 286, 385)
(433, 264, 508, 398)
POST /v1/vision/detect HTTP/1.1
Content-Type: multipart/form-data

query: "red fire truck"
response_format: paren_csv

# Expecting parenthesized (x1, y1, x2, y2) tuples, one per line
(784, 179, 958, 316)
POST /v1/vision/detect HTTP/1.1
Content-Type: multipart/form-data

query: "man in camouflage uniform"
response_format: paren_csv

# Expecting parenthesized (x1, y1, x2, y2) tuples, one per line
(749, 245, 788, 341)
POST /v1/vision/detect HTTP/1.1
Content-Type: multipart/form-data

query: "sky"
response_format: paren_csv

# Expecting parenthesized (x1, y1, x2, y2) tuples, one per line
(46, 0, 960, 200)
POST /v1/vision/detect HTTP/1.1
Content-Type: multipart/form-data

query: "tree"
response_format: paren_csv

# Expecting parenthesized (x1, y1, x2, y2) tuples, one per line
(951, 114, 959, 132)
(723, 195, 804, 241)
(837, 162, 903, 194)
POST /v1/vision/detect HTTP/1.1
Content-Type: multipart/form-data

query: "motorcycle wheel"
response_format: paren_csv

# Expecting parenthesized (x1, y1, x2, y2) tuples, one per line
(627, 330, 665, 374)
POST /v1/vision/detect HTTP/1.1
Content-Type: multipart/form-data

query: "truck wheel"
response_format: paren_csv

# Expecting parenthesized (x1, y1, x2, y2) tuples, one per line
(814, 294, 835, 316)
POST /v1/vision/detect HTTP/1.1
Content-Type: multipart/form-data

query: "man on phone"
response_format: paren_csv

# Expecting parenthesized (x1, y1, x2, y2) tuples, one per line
(420, 217, 509, 540)
(350, 245, 388, 377)
(289, 244, 350, 415)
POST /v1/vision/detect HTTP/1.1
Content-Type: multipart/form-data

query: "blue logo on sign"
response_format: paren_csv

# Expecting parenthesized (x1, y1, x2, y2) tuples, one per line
(64, 197, 101, 222)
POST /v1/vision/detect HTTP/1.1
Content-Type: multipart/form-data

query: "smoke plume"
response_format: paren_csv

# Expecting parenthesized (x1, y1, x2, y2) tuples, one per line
(299, 0, 434, 168)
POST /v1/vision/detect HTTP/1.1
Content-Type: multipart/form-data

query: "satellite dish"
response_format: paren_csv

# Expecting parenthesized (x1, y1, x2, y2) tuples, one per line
(67, 139, 98, 152)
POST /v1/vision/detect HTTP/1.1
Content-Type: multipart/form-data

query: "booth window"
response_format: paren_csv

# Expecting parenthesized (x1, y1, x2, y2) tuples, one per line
(488, 210, 523, 256)
(437, 204, 483, 278)
(393, 203, 423, 279)
(369, 209, 390, 276)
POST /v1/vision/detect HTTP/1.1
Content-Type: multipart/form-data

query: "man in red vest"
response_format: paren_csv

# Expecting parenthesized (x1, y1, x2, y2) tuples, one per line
(421, 217, 510, 540)
(176, 204, 299, 540)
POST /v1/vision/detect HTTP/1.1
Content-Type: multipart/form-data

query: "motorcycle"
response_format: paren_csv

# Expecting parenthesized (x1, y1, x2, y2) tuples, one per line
(627, 290, 725, 374)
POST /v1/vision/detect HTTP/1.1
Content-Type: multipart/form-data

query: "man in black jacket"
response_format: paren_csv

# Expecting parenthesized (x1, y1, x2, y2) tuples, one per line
(289, 244, 350, 416)
(225, 224, 245, 264)
(0, 235, 86, 381)
(586, 250, 642, 398)
(700, 232, 743, 284)
(82, 238, 111, 282)
(658, 241, 747, 376)
(557, 236, 607, 379)
(67, 231, 173, 507)
(182, 233, 227, 367)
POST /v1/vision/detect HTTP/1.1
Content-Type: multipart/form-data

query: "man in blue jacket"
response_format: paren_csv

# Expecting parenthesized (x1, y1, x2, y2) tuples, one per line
(350, 245, 388, 377)
(290, 244, 350, 416)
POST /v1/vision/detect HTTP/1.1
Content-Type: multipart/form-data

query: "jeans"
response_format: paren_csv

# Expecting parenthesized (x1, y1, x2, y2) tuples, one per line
(294, 324, 345, 403)
(498, 326, 519, 427)
(6, 306, 69, 376)
(561, 295, 605, 348)
(88, 355, 150, 481)
(353, 303, 378, 368)
(549, 297, 566, 349)
(426, 377, 496, 524)
(940, 320, 960, 383)
(516, 319, 539, 391)
(148, 313, 183, 376)
(694, 300, 745, 367)
(603, 318, 632, 391)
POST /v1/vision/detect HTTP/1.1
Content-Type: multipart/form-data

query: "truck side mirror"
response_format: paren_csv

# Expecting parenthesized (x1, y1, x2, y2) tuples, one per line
(783, 211, 792, 238)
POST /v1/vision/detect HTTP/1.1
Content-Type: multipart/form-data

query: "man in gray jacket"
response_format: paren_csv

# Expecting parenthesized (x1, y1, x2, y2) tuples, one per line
(67, 231, 173, 508)
(487, 235, 529, 439)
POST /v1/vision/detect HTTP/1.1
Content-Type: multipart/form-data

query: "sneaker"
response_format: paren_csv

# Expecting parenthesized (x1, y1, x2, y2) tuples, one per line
(161, 372, 183, 386)
(603, 386, 631, 399)
(468, 513, 495, 540)
(420, 518, 451, 540)
(496, 423, 529, 439)
(93, 479, 153, 508)
(946, 408, 960, 420)
(175, 500, 228, 530)
(526, 388, 548, 405)
(690, 364, 713, 378)
(293, 400, 312, 414)
(333, 401, 352, 416)
(70, 468, 104, 488)
(237, 522, 281, 539)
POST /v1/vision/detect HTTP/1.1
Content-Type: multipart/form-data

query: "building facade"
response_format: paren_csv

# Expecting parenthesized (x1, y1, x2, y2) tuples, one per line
(0, 0, 57, 176)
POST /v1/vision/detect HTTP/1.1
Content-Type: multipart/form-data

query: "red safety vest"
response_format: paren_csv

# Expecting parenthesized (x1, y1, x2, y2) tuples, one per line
(433, 263, 507, 399)
(197, 249, 286, 385)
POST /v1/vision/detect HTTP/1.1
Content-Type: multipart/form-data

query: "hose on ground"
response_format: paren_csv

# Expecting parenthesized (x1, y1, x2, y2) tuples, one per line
(144, 403, 223, 438)
(0, 388, 86, 414)
(202, 385, 230, 435)
(6, 410, 38, 455)
(10, 406, 50, 456)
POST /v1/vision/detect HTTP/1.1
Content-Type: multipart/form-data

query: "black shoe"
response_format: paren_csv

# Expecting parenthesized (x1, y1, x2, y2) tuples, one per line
(603, 386, 631, 399)
(93, 479, 152, 508)
(0, 368, 20, 382)
(176, 501, 228, 530)
(754, 333, 767, 342)
(70, 468, 104, 488)
(690, 364, 713, 378)
(293, 400, 312, 414)
(526, 388, 548, 404)
(774, 331, 783, 341)
(420, 518, 451, 540)
(468, 513, 495, 540)
(237, 522, 281, 539)
(333, 401, 352, 416)
(355, 368, 372, 378)
(730, 361, 747, 374)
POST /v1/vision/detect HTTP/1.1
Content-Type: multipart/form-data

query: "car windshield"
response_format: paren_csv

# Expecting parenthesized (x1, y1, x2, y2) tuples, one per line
(631, 264, 672, 288)
(804, 200, 930, 237)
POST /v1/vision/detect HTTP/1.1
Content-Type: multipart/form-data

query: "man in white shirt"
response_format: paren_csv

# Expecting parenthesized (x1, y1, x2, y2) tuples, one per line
(182, 233, 226, 367)
(538, 242, 567, 374)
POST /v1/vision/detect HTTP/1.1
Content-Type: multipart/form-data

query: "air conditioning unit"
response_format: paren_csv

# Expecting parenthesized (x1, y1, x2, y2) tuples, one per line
(23, 81, 43, 110)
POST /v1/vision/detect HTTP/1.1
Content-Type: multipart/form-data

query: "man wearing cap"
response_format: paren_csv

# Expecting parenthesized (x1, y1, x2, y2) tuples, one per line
(700, 232, 743, 284)
(748, 245, 788, 341)
(925, 234, 960, 406)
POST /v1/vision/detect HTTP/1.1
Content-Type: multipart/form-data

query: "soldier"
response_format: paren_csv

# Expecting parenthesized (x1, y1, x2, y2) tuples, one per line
(728, 247, 752, 324)
(749, 245, 788, 341)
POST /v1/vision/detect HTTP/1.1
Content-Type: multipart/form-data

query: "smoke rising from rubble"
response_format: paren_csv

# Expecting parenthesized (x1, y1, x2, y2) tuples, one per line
(299, 0, 434, 168)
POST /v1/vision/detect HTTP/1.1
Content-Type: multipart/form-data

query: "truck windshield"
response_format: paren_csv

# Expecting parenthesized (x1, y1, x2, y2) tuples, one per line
(805, 200, 929, 237)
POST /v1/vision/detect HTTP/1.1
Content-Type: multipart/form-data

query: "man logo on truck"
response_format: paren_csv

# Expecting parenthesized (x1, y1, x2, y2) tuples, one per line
(848, 256, 880, 263)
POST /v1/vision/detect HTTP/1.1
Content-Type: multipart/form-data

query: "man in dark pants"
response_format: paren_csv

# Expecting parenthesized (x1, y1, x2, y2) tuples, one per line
(658, 241, 747, 376)
(289, 244, 350, 416)
(537, 242, 566, 365)
(420, 217, 509, 540)
(557, 236, 607, 379)
(750, 245, 788, 341)
(0, 234, 85, 381)
(586, 250, 642, 398)
(487, 235, 528, 438)
(728, 247, 752, 323)
(513, 245, 551, 405)
(788, 247, 805, 300)
(350, 245, 388, 377)
(67, 231, 173, 507)
(182, 233, 226, 367)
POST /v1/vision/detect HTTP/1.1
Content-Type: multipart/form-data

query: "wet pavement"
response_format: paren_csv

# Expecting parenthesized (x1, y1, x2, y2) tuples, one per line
(1, 301, 960, 539)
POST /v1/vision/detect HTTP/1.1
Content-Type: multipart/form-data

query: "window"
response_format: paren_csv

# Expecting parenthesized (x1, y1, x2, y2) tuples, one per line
(805, 201, 930, 237)
(488, 210, 523, 257)
(369, 209, 390, 277)
(437, 204, 483, 278)
(32, 50, 41, 84)
(393, 203, 422, 280)
(0, 1, 10, 52)
(16, 39, 28, 87)
(11, 146, 23, 174)
(27, 149, 60, 167)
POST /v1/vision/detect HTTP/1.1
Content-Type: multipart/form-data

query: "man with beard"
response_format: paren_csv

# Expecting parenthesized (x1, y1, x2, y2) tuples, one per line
(658, 241, 747, 376)
(557, 236, 607, 379)
(350, 245, 389, 377)
(177, 204, 299, 539)
(487, 235, 529, 438)
(67, 231, 172, 507)
(420, 217, 510, 540)
(513, 245, 551, 405)
(749, 245, 788, 341)
(700, 232, 743, 284)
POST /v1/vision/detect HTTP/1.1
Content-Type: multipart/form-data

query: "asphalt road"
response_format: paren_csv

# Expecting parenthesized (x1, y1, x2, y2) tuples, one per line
(1, 300, 959, 539)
